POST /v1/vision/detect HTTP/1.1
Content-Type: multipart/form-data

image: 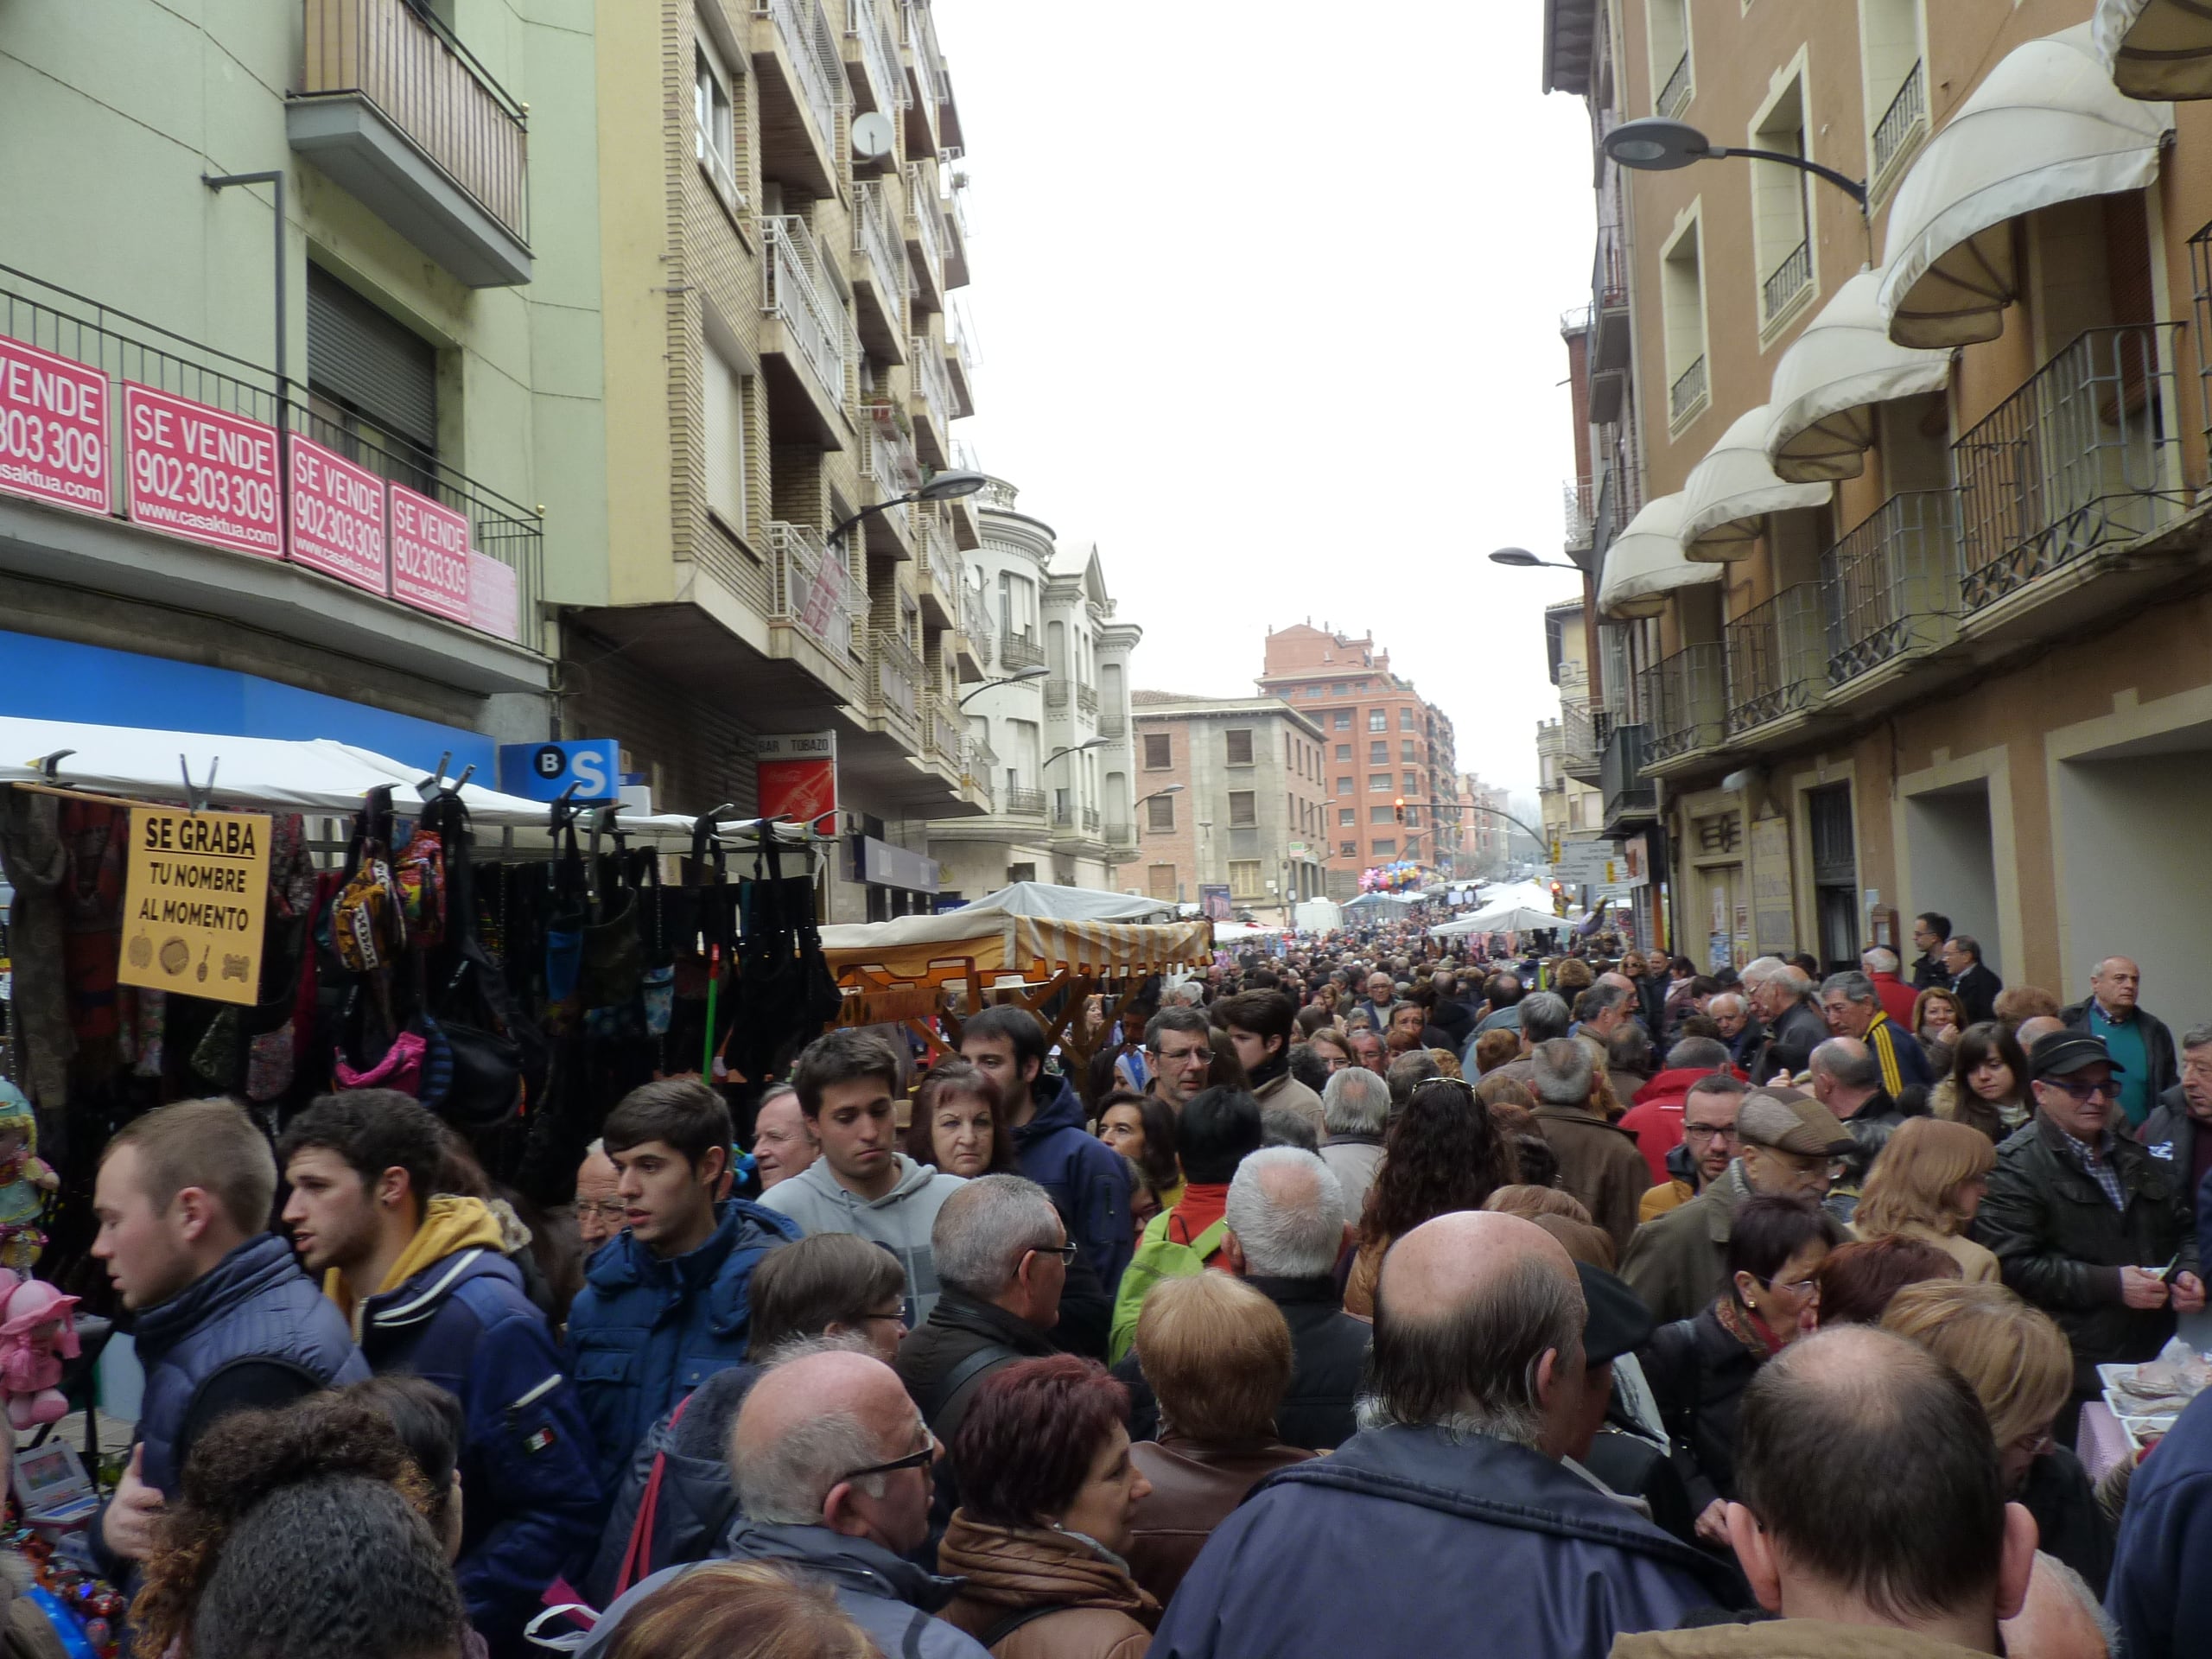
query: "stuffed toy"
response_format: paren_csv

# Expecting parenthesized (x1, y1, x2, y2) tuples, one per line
(0, 1278, 79, 1428)
(0, 1083, 57, 1273)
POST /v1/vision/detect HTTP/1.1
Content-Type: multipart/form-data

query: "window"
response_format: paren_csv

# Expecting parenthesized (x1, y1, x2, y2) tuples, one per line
(1228, 791, 1256, 827)
(1398, 709, 1414, 729)
(1369, 774, 1389, 792)
(1338, 840, 1357, 857)
(1367, 709, 1387, 733)
(1335, 743, 1351, 761)
(694, 32, 738, 200)
(700, 339, 746, 531)
(1338, 807, 1355, 827)
(1142, 733, 1171, 770)
(1650, 0, 1692, 118)
(1370, 805, 1395, 824)
(1225, 729, 1254, 766)
(1147, 863, 1178, 900)
(1229, 861, 1264, 896)
(1335, 776, 1352, 795)
(1751, 72, 1814, 329)
(1369, 741, 1388, 764)
(1147, 794, 1175, 831)
(1371, 839, 1395, 857)
(1333, 711, 1351, 731)
(1401, 739, 1416, 762)
(1661, 212, 1710, 428)
(1332, 682, 1348, 696)
(1861, 0, 1929, 191)
(305, 266, 437, 488)
(1403, 770, 1418, 792)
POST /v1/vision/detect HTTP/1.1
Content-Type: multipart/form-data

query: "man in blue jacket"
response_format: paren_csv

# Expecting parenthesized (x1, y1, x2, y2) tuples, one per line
(278, 1090, 601, 1656)
(1150, 1210, 1738, 1659)
(89, 1098, 369, 1582)
(566, 1077, 798, 1484)
(2106, 1381, 2212, 1657)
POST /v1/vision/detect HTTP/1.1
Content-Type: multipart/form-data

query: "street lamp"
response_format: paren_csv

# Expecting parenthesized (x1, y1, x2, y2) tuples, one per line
(1133, 784, 1184, 810)
(1602, 117, 1868, 209)
(1488, 547, 1584, 572)
(1042, 737, 1109, 770)
(957, 664, 1049, 707)
(827, 468, 989, 551)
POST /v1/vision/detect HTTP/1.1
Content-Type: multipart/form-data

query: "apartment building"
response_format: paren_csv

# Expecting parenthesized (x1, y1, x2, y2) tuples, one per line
(925, 476, 1143, 897)
(1535, 595, 1608, 856)
(1544, 0, 2212, 988)
(1255, 624, 1465, 900)
(566, 0, 989, 921)
(0, 1, 578, 768)
(1130, 694, 1329, 920)
(1456, 772, 1516, 878)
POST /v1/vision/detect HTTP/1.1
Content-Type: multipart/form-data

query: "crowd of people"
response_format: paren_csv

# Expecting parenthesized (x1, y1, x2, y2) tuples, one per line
(40, 909, 2212, 1657)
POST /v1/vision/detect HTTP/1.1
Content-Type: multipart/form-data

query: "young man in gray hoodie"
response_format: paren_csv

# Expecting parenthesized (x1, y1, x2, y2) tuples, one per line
(761, 1030, 966, 1325)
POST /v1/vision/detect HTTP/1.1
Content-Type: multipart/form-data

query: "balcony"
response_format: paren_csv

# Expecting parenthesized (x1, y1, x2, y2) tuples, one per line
(961, 583, 994, 675)
(753, 0, 846, 197)
(910, 333, 957, 466)
(939, 172, 972, 291)
(1955, 324, 2189, 616)
(1642, 643, 1726, 766)
(762, 217, 850, 440)
(944, 311, 976, 417)
(861, 404, 919, 556)
(1823, 489, 1961, 690)
(915, 504, 961, 627)
(1096, 712, 1127, 739)
(1105, 821, 1137, 854)
(868, 627, 922, 733)
(1564, 477, 1596, 554)
(768, 521, 862, 669)
(1761, 239, 1813, 330)
(1044, 677, 1071, 711)
(1588, 215, 1630, 423)
(1600, 722, 1656, 831)
(1002, 785, 1046, 817)
(903, 162, 948, 315)
(1723, 584, 1826, 737)
(290, 0, 531, 286)
(1077, 683, 1099, 715)
(1657, 49, 1692, 118)
(850, 180, 912, 362)
(1669, 354, 1709, 426)
(1001, 628, 1044, 670)
(1052, 803, 1102, 836)
(1871, 60, 1927, 194)
(1559, 697, 1603, 784)
(899, 0, 947, 156)
(842, 0, 906, 117)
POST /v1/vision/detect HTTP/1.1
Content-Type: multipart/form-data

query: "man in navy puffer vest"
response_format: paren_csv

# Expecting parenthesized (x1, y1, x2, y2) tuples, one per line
(90, 1098, 368, 1580)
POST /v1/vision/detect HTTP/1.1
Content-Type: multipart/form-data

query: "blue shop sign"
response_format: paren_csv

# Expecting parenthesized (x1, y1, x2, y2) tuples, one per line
(497, 739, 621, 804)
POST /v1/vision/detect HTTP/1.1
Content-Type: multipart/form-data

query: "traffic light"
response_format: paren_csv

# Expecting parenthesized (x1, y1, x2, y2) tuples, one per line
(1394, 797, 1405, 823)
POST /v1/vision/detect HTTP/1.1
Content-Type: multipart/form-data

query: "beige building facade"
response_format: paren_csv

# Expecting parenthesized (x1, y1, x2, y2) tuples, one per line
(1546, 0, 2212, 990)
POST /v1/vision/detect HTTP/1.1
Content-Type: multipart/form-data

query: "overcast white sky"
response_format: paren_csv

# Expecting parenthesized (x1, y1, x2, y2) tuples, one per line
(936, 0, 1594, 796)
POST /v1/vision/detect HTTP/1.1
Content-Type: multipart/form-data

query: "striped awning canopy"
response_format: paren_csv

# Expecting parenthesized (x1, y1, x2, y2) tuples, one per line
(819, 912, 1216, 987)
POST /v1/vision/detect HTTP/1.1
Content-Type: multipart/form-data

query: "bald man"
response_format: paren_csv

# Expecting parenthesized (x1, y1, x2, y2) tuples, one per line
(577, 1346, 987, 1659)
(2062, 957, 2179, 1128)
(573, 1141, 622, 1254)
(1151, 1212, 1737, 1659)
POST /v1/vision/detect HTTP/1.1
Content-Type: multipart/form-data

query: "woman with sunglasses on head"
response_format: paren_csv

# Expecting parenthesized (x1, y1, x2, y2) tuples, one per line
(1637, 1193, 1844, 1553)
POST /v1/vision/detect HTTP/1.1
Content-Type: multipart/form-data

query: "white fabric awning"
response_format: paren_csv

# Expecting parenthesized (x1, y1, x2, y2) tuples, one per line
(1679, 404, 1834, 561)
(1598, 494, 1714, 618)
(2096, 0, 2212, 99)
(1878, 24, 2172, 349)
(962, 881, 1176, 923)
(1764, 269, 1953, 482)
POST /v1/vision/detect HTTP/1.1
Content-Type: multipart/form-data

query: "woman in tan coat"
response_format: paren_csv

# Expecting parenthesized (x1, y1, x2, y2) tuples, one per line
(1853, 1116, 2002, 1283)
(938, 1356, 1159, 1659)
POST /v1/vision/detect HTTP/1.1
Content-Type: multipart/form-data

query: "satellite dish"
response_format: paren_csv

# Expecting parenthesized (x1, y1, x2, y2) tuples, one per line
(851, 112, 895, 162)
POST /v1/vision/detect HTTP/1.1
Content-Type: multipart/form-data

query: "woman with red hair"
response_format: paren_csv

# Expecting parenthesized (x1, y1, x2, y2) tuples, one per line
(937, 1355, 1158, 1657)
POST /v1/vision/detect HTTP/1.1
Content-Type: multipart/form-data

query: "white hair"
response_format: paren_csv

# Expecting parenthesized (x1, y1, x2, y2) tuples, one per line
(1860, 947, 1899, 975)
(1322, 1066, 1390, 1135)
(931, 1174, 1061, 1299)
(1530, 1039, 1593, 1107)
(1225, 1147, 1345, 1278)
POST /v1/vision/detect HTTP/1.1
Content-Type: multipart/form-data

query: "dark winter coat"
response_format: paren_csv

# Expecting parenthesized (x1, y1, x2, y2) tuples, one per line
(1014, 1072, 1134, 1294)
(2104, 1384, 2212, 1659)
(1639, 1306, 1760, 1516)
(2060, 999, 2181, 1107)
(895, 1290, 1060, 1442)
(1147, 1423, 1741, 1659)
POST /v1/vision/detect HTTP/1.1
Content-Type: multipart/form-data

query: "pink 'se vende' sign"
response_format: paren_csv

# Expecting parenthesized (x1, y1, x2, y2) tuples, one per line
(123, 383, 283, 560)
(389, 483, 472, 625)
(467, 550, 520, 641)
(288, 434, 388, 595)
(0, 335, 110, 517)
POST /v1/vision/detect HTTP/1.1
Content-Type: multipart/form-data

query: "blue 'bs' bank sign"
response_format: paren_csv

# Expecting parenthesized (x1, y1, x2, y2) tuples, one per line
(498, 739, 621, 804)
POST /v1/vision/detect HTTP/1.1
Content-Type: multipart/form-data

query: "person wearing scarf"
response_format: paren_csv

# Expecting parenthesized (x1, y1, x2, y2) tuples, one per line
(1635, 1194, 1843, 1556)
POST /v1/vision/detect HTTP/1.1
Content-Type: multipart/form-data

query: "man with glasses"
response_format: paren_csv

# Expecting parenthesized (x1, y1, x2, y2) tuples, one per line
(1974, 1030, 2203, 1439)
(1632, 1071, 1750, 1223)
(1144, 1007, 1217, 1111)
(577, 1346, 990, 1659)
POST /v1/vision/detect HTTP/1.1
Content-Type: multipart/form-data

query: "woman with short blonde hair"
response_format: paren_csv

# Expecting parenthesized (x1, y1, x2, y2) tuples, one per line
(605, 1560, 874, 1659)
(1855, 1117, 2001, 1283)
(1881, 1280, 2111, 1591)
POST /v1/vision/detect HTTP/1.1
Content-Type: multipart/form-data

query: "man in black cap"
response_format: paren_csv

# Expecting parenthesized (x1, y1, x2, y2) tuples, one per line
(1974, 1028, 2203, 1439)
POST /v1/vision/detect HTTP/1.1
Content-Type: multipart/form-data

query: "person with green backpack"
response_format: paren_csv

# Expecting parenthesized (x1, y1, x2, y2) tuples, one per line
(1109, 1087, 1264, 1363)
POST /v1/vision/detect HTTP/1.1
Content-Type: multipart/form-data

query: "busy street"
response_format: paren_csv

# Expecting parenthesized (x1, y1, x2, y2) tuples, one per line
(7, 0, 2212, 1656)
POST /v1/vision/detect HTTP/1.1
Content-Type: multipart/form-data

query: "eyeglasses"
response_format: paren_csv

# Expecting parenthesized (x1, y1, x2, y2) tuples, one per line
(2043, 1076, 2120, 1102)
(1765, 1276, 1819, 1299)
(1682, 1123, 1738, 1142)
(836, 1423, 938, 1484)
(1029, 1241, 1079, 1265)
(577, 1201, 629, 1224)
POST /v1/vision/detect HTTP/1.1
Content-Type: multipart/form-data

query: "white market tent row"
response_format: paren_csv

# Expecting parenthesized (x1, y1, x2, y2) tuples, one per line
(959, 881, 1177, 924)
(0, 715, 802, 850)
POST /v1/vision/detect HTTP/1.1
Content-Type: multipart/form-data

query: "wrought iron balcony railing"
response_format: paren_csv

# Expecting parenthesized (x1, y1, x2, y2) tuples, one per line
(1724, 583, 1826, 735)
(1821, 489, 1960, 687)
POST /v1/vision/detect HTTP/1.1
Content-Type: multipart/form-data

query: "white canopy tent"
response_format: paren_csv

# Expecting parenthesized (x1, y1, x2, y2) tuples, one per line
(1596, 494, 1715, 618)
(1764, 269, 1952, 483)
(0, 715, 785, 849)
(960, 882, 1176, 924)
(1431, 904, 1569, 938)
(1878, 25, 2172, 348)
(2094, 0, 2212, 99)
(1678, 404, 1834, 561)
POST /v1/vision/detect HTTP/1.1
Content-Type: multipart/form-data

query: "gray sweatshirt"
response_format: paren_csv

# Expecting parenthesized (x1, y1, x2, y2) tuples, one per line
(759, 1153, 966, 1325)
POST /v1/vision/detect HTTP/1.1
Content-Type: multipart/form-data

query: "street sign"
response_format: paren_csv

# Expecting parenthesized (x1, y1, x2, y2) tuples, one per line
(1554, 837, 1624, 886)
(498, 739, 621, 804)
(757, 731, 839, 833)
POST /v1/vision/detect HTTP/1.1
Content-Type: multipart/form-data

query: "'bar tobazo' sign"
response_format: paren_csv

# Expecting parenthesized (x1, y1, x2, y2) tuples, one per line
(0, 335, 109, 517)
(124, 384, 283, 560)
(390, 483, 472, 625)
(288, 433, 388, 595)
